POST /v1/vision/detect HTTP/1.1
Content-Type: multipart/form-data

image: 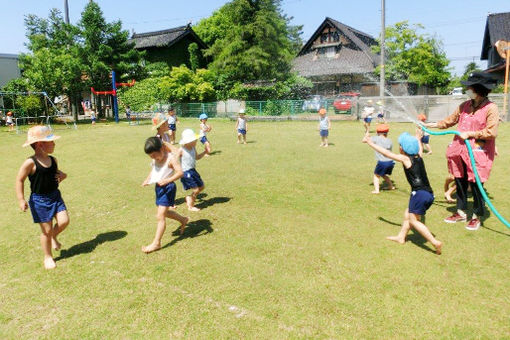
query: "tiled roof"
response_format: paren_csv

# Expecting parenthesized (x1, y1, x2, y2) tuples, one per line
(130, 25, 207, 49)
(292, 47, 376, 77)
(481, 12, 510, 60)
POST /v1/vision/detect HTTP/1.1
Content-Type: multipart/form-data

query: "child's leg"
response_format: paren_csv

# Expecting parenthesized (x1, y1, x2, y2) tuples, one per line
(444, 175, 454, 192)
(39, 221, 56, 269)
(386, 208, 411, 244)
(186, 186, 204, 211)
(243, 133, 247, 144)
(237, 133, 242, 144)
(425, 143, 432, 154)
(165, 210, 189, 235)
(205, 141, 212, 154)
(408, 213, 442, 254)
(372, 174, 380, 194)
(324, 136, 328, 147)
(52, 210, 70, 250)
(142, 206, 169, 253)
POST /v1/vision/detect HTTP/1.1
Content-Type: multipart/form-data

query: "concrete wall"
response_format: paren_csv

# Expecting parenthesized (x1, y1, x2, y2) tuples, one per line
(0, 54, 21, 88)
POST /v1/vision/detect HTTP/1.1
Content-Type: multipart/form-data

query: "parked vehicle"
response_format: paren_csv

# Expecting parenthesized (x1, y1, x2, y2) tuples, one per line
(333, 92, 360, 114)
(302, 95, 325, 112)
(449, 87, 463, 96)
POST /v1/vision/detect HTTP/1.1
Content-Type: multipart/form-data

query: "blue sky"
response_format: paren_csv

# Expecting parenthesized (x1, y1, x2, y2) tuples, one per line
(1, 0, 510, 76)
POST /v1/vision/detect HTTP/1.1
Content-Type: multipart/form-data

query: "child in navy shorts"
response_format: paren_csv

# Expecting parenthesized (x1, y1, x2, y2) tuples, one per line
(199, 113, 212, 154)
(167, 107, 178, 144)
(141, 137, 189, 253)
(177, 129, 208, 211)
(15, 125, 70, 269)
(236, 109, 248, 144)
(318, 108, 331, 147)
(363, 131, 442, 254)
(370, 124, 395, 193)
(417, 114, 432, 154)
(361, 99, 375, 133)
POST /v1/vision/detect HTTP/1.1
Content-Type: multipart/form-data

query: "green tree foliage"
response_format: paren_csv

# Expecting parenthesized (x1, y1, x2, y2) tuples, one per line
(188, 43, 200, 72)
(159, 66, 216, 102)
(373, 21, 451, 91)
(117, 77, 163, 111)
(196, 0, 301, 93)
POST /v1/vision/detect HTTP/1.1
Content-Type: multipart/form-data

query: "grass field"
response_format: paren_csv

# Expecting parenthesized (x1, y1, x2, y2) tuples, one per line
(1, 119, 509, 338)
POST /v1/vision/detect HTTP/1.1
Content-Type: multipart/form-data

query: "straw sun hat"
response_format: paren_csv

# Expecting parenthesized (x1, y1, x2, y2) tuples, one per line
(22, 125, 60, 147)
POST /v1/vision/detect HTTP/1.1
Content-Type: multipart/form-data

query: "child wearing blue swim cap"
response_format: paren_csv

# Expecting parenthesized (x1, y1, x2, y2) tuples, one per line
(363, 131, 442, 255)
(198, 113, 212, 154)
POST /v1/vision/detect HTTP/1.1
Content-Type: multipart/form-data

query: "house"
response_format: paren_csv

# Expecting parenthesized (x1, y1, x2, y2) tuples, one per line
(0, 53, 21, 88)
(130, 24, 208, 69)
(481, 12, 510, 80)
(292, 17, 380, 96)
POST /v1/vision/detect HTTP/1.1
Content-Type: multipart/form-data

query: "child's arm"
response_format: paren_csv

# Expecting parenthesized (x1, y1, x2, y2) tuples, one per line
(235, 119, 239, 129)
(141, 166, 152, 187)
(157, 156, 183, 186)
(15, 159, 34, 211)
(196, 146, 208, 159)
(53, 158, 67, 183)
(415, 128, 424, 157)
(362, 134, 410, 166)
(327, 117, 331, 129)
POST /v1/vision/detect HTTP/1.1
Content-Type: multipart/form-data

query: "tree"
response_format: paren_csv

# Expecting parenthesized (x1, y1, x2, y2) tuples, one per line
(195, 0, 301, 96)
(373, 21, 451, 92)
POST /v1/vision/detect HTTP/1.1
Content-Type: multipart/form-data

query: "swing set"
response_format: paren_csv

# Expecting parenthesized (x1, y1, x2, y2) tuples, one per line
(90, 71, 135, 123)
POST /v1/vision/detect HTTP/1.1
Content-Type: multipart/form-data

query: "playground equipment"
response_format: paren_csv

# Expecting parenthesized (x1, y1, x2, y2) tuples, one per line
(90, 71, 135, 123)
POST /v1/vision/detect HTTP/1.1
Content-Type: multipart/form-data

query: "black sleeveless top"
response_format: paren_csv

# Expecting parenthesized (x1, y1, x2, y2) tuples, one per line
(403, 155, 433, 193)
(28, 156, 59, 194)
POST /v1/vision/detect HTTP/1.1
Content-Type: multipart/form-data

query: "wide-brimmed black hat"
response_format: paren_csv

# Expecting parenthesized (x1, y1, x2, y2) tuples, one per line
(460, 72, 498, 89)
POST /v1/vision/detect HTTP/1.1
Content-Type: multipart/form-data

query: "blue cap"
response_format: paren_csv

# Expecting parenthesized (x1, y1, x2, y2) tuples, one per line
(398, 132, 419, 155)
(199, 113, 208, 120)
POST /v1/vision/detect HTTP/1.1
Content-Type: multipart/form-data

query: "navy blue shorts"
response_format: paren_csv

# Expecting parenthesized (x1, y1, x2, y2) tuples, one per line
(421, 135, 430, 144)
(408, 190, 434, 215)
(377, 113, 384, 118)
(238, 129, 246, 135)
(181, 169, 204, 190)
(169, 124, 176, 131)
(29, 190, 67, 223)
(364, 117, 372, 123)
(155, 182, 176, 207)
(320, 129, 329, 137)
(200, 136, 208, 144)
(374, 160, 395, 176)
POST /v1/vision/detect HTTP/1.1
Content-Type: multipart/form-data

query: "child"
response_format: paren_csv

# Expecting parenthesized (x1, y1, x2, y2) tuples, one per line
(362, 131, 442, 255)
(6, 111, 14, 131)
(178, 129, 208, 211)
(444, 173, 456, 203)
(417, 114, 432, 154)
(90, 109, 97, 125)
(15, 126, 70, 269)
(152, 112, 171, 143)
(361, 99, 375, 133)
(236, 109, 248, 144)
(370, 124, 395, 193)
(376, 100, 386, 123)
(318, 108, 331, 147)
(167, 107, 178, 144)
(141, 137, 189, 253)
(199, 113, 212, 154)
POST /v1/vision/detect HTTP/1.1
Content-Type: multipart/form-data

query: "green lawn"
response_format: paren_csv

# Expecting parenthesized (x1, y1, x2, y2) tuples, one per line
(1, 119, 509, 338)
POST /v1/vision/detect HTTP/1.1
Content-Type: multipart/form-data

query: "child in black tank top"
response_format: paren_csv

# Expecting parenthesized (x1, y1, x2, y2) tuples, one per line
(15, 126, 70, 269)
(363, 132, 442, 255)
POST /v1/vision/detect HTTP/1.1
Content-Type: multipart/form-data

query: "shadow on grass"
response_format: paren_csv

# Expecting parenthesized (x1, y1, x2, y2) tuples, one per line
(245, 140, 256, 144)
(195, 196, 231, 209)
(405, 232, 438, 255)
(208, 150, 222, 155)
(378, 216, 401, 226)
(162, 219, 214, 249)
(175, 193, 208, 206)
(55, 230, 127, 261)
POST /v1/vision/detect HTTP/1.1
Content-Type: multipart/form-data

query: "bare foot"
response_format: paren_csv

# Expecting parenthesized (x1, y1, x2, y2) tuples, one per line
(243, 141, 246, 144)
(51, 238, 61, 251)
(324, 144, 328, 147)
(371, 190, 380, 194)
(142, 243, 161, 254)
(434, 241, 442, 255)
(444, 194, 455, 203)
(188, 206, 200, 212)
(386, 236, 405, 244)
(180, 217, 190, 235)
(44, 257, 56, 269)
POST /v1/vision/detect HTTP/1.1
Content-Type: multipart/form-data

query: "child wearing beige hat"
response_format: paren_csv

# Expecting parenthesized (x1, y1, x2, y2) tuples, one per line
(15, 125, 70, 269)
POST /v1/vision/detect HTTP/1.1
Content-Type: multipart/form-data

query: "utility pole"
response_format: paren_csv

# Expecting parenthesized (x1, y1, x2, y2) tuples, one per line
(64, 0, 70, 24)
(379, 0, 385, 98)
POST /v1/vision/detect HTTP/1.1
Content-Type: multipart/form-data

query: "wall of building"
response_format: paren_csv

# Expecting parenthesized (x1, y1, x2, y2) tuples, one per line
(0, 54, 21, 88)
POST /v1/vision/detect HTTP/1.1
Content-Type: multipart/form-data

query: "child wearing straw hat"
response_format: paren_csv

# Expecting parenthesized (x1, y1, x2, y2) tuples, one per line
(318, 108, 331, 147)
(152, 112, 171, 144)
(177, 129, 208, 211)
(141, 137, 189, 253)
(369, 124, 395, 193)
(15, 126, 70, 269)
(363, 131, 442, 254)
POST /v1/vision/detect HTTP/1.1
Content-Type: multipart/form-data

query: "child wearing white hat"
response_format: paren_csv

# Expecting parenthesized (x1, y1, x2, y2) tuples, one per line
(236, 109, 248, 144)
(177, 129, 208, 211)
(15, 125, 70, 269)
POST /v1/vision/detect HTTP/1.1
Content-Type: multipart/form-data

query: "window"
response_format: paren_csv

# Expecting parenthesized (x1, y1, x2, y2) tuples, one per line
(325, 47, 335, 58)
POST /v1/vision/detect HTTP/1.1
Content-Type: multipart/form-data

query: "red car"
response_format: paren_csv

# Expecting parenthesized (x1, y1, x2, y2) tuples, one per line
(333, 92, 360, 114)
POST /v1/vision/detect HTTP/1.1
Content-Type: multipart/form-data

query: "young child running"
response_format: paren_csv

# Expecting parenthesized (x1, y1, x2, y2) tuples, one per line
(363, 131, 442, 255)
(6, 111, 14, 131)
(167, 107, 178, 144)
(318, 108, 331, 147)
(15, 126, 70, 269)
(361, 99, 375, 133)
(370, 124, 395, 193)
(199, 113, 212, 154)
(417, 114, 432, 154)
(152, 112, 171, 143)
(236, 109, 248, 144)
(178, 129, 208, 211)
(141, 137, 189, 253)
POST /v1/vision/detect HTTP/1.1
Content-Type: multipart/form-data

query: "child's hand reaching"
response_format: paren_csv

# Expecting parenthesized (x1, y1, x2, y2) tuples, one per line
(18, 199, 28, 212)
(362, 133, 370, 144)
